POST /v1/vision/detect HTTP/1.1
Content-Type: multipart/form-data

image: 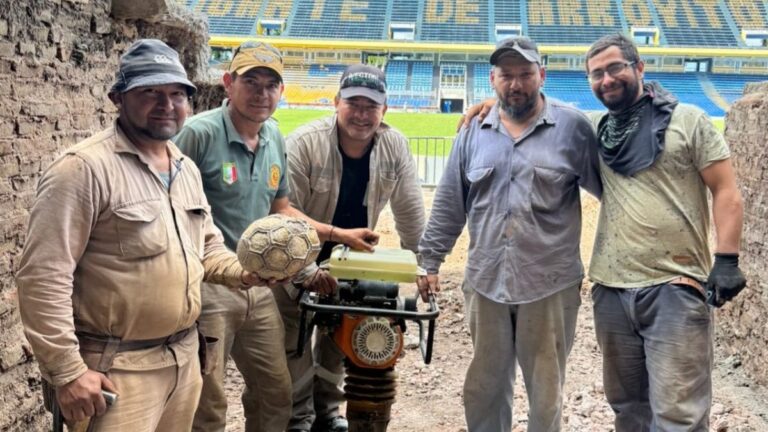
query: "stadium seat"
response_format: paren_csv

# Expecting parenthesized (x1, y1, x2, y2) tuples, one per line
(290, 0, 388, 40)
(653, 0, 739, 47)
(420, 0, 490, 43)
(188, 0, 767, 116)
(527, 0, 623, 45)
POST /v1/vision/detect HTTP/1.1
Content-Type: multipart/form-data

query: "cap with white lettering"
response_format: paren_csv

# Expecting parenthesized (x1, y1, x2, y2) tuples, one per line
(110, 39, 196, 95)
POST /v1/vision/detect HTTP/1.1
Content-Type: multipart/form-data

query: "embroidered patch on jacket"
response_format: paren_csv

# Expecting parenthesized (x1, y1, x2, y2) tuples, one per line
(222, 162, 238, 185)
(269, 164, 280, 189)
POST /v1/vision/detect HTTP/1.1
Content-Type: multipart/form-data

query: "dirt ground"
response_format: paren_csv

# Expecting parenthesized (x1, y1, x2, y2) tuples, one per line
(224, 191, 768, 431)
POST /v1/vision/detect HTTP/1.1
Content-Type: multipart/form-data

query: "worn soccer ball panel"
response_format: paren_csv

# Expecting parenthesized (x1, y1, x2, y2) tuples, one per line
(236, 214, 321, 280)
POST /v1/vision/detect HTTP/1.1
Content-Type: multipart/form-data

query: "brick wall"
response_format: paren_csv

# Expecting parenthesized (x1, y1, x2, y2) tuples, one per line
(720, 82, 768, 385)
(0, 0, 207, 429)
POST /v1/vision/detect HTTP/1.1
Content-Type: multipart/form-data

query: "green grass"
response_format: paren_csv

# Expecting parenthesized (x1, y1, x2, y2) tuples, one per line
(273, 109, 332, 135)
(273, 108, 727, 155)
(712, 118, 724, 132)
(274, 108, 461, 138)
(273, 108, 461, 155)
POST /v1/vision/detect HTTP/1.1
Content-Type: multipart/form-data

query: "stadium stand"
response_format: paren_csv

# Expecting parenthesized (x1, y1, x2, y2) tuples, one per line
(391, 0, 419, 24)
(542, 71, 605, 111)
(646, 72, 724, 115)
(420, 0, 491, 42)
(260, 0, 294, 21)
(282, 64, 344, 105)
(385, 60, 437, 109)
(195, 0, 767, 114)
(707, 74, 768, 103)
(411, 61, 436, 92)
(290, 0, 388, 39)
(725, 0, 768, 31)
(653, 0, 740, 47)
(193, 0, 768, 47)
(621, 0, 655, 27)
(494, 0, 522, 27)
(527, 0, 624, 44)
(385, 61, 409, 92)
(194, 0, 260, 35)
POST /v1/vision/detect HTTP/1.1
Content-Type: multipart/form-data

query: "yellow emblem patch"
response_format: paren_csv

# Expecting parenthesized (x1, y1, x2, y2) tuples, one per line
(269, 164, 280, 189)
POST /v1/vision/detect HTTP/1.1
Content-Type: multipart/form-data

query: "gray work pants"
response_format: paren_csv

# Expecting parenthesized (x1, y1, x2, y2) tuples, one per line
(592, 283, 713, 432)
(463, 283, 581, 432)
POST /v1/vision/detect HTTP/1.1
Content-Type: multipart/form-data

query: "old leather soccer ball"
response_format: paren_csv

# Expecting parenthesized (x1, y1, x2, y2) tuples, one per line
(237, 214, 322, 280)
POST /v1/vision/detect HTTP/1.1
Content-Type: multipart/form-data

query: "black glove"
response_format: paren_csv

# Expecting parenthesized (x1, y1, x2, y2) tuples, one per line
(705, 253, 747, 307)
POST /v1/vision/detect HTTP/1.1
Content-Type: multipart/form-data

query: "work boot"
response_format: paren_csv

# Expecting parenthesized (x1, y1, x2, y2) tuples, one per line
(310, 415, 348, 432)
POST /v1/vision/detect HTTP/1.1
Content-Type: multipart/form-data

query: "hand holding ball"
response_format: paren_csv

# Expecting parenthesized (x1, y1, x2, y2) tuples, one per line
(237, 214, 322, 281)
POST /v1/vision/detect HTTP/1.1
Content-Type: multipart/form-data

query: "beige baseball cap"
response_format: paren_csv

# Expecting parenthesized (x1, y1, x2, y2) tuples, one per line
(229, 41, 283, 80)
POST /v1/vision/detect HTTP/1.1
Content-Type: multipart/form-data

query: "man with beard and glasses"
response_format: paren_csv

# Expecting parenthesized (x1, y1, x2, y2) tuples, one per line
(584, 33, 746, 431)
(273, 64, 425, 432)
(463, 33, 747, 432)
(418, 37, 602, 432)
(174, 43, 378, 432)
(16, 39, 263, 431)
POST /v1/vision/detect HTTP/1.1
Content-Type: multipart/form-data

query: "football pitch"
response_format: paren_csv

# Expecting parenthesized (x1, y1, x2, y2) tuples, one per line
(274, 108, 462, 137)
(274, 108, 725, 155)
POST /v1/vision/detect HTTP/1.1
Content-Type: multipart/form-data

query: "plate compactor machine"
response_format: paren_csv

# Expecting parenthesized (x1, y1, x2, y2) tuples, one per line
(297, 246, 439, 432)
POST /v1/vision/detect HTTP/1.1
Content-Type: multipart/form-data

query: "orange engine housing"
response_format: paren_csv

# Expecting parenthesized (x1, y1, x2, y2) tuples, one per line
(333, 314, 404, 369)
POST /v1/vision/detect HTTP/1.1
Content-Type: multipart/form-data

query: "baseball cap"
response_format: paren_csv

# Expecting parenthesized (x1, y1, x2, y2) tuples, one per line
(110, 39, 196, 95)
(338, 64, 387, 105)
(229, 41, 283, 81)
(490, 37, 541, 65)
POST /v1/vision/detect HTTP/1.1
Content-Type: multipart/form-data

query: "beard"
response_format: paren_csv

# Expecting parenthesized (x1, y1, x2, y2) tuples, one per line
(596, 77, 641, 112)
(497, 89, 538, 120)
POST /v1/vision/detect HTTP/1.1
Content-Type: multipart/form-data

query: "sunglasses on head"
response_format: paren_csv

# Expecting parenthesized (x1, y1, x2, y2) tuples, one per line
(341, 73, 385, 92)
(234, 41, 283, 62)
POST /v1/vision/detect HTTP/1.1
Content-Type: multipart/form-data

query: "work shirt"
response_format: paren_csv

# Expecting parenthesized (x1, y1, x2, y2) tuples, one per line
(15, 123, 244, 386)
(588, 104, 730, 287)
(286, 115, 425, 253)
(419, 99, 602, 304)
(174, 100, 290, 250)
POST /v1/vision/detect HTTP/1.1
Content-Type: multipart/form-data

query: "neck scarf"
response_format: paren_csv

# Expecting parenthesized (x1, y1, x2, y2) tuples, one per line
(597, 81, 678, 176)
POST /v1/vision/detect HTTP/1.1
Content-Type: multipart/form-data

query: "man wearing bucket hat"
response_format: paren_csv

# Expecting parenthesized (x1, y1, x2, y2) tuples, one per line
(419, 36, 602, 431)
(174, 43, 379, 432)
(16, 39, 260, 431)
(272, 63, 425, 432)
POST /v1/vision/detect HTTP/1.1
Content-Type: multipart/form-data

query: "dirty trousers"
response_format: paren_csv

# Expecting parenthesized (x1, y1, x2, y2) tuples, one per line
(592, 283, 712, 432)
(274, 285, 346, 431)
(192, 283, 292, 432)
(462, 284, 580, 432)
(86, 331, 202, 431)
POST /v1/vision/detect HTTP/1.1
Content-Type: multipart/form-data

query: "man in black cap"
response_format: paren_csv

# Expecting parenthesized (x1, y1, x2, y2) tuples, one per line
(273, 63, 425, 432)
(420, 36, 601, 431)
(16, 39, 261, 431)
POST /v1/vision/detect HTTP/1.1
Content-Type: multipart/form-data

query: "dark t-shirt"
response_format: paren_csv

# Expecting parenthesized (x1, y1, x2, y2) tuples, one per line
(317, 143, 372, 262)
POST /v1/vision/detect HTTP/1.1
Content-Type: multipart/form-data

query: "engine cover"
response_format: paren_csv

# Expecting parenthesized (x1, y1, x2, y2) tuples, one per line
(334, 315, 403, 369)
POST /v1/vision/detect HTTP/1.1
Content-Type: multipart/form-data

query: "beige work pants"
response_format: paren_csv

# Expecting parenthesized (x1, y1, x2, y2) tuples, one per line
(192, 283, 292, 432)
(86, 331, 203, 431)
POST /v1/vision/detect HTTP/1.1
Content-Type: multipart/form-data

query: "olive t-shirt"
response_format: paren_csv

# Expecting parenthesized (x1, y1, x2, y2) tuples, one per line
(588, 104, 730, 287)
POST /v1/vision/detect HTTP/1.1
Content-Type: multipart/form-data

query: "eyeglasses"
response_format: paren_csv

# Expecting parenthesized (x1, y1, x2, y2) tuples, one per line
(587, 61, 636, 83)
